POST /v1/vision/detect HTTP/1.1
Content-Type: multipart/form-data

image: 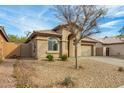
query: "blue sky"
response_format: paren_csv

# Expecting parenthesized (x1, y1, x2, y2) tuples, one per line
(0, 5, 124, 38)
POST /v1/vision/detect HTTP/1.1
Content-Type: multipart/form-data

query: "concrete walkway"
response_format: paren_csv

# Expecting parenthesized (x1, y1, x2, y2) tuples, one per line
(85, 56, 124, 67)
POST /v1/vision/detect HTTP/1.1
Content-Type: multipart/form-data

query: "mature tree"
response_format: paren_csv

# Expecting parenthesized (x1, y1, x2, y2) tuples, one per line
(8, 34, 27, 43)
(54, 5, 107, 69)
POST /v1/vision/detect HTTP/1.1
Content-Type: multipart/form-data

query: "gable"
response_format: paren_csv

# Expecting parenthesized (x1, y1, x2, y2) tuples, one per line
(81, 37, 100, 43)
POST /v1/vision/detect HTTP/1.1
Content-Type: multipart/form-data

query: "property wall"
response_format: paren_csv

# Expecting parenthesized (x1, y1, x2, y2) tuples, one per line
(3, 42, 20, 58)
(20, 43, 31, 58)
(104, 44, 124, 56)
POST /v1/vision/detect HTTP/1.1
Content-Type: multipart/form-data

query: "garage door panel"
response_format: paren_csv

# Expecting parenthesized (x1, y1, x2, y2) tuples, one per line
(81, 45, 92, 56)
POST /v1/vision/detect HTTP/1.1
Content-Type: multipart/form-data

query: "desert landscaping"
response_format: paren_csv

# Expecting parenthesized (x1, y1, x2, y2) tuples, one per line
(0, 58, 124, 88)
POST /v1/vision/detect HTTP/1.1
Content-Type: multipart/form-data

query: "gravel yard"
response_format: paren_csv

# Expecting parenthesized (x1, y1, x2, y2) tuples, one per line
(0, 59, 16, 88)
(23, 59, 124, 88)
(0, 58, 124, 88)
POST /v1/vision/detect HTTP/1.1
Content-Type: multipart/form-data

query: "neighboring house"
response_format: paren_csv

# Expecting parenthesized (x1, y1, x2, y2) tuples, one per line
(0, 26, 9, 59)
(97, 37, 124, 56)
(0, 26, 20, 59)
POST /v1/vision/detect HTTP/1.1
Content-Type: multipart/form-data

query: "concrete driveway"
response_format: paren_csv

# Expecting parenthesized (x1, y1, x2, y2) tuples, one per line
(85, 56, 124, 67)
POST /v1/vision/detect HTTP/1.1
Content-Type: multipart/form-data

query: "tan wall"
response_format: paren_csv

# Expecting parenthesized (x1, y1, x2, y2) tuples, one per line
(61, 29, 71, 56)
(36, 36, 60, 59)
(0, 32, 7, 59)
(3, 42, 20, 58)
(104, 44, 124, 56)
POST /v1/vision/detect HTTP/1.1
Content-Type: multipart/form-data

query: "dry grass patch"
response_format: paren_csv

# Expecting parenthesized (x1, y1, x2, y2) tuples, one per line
(13, 60, 37, 88)
(0, 60, 16, 88)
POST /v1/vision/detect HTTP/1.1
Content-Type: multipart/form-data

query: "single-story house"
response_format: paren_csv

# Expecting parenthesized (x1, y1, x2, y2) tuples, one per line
(96, 37, 124, 56)
(0, 26, 9, 59)
(26, 25, 124, 59)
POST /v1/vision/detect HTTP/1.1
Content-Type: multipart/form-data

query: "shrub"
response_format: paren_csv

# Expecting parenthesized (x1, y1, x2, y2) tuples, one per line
(79, 65, 83, 69)
(13, 60, 34, 88)
(60, 55, 68, 61)
(118, 67, 124, 72)
(61, 77, 74, 87)
(16, 84, 32, 88)
(46, 54, 54, 61)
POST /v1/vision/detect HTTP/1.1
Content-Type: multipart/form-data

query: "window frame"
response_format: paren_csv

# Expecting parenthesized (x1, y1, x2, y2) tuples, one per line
(48, 37, 59, 51)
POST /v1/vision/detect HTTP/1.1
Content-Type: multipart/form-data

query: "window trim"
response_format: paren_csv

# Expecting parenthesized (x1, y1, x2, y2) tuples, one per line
(48, 37, 59, 51)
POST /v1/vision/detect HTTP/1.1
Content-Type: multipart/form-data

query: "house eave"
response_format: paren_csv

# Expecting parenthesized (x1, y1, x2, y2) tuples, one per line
(0, 26, 9, 42)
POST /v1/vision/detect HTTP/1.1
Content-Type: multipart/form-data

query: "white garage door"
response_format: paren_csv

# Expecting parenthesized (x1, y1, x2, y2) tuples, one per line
(81, 45, 92, 56)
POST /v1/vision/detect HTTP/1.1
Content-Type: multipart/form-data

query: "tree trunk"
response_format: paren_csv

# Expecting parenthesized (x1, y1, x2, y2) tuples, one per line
(75, 42, 78, 69)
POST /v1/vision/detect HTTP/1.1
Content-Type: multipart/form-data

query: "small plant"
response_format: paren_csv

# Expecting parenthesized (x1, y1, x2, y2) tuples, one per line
(46, 54, 54, 61)
(60, 55, 68, 61)
(118, 67, 124, 72)
(79, 65, 83, 69)
(61, 76, 74, 87)
(16, 84, 32, 88)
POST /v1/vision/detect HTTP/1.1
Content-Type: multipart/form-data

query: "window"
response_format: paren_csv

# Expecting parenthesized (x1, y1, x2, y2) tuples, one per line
(48, 37, 59, 51)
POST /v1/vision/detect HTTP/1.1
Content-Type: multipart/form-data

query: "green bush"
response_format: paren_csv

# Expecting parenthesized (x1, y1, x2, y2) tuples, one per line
(46, 54, 54, 61)
(60, 55, 68, 61)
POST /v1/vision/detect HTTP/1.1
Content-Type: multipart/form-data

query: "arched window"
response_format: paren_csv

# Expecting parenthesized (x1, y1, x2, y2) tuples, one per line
(48, 37, 59, 51)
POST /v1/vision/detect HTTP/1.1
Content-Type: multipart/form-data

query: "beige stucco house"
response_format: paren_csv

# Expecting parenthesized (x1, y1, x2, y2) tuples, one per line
(26, 25, 101, 59)
(97, 37, 124, 56)
(26, 26, 110, 59)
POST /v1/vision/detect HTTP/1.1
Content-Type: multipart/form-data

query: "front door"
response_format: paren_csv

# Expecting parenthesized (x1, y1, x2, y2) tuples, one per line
(106, 47, 110, 56)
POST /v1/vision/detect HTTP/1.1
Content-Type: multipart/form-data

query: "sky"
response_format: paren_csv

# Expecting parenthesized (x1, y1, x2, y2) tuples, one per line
(0, 5, 124, 38)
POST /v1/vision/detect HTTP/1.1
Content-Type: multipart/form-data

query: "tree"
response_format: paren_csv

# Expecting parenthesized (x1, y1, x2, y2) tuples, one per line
(24, 31, 31, 37)
(54, 5, 107, 69)
(119, 26, 124, 36)
(8, 34, 27, 43)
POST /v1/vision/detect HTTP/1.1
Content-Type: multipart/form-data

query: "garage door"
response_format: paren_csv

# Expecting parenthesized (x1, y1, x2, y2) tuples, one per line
(81, 45, 92, 56)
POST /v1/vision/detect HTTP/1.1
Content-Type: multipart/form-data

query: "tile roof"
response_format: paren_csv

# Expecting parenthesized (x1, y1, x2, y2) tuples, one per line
(34, 30, 62, 36)
(81, 37, 100, 43)
(99, 37, 124, 44)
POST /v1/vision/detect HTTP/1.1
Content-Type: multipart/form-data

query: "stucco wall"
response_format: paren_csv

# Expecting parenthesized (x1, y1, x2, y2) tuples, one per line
(28, 39, 37, 58)
(0, 32, 7, 59)
(104, 44, 124, 56)
(36, 36, 60, 59)
(4, 42, 20, 58)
